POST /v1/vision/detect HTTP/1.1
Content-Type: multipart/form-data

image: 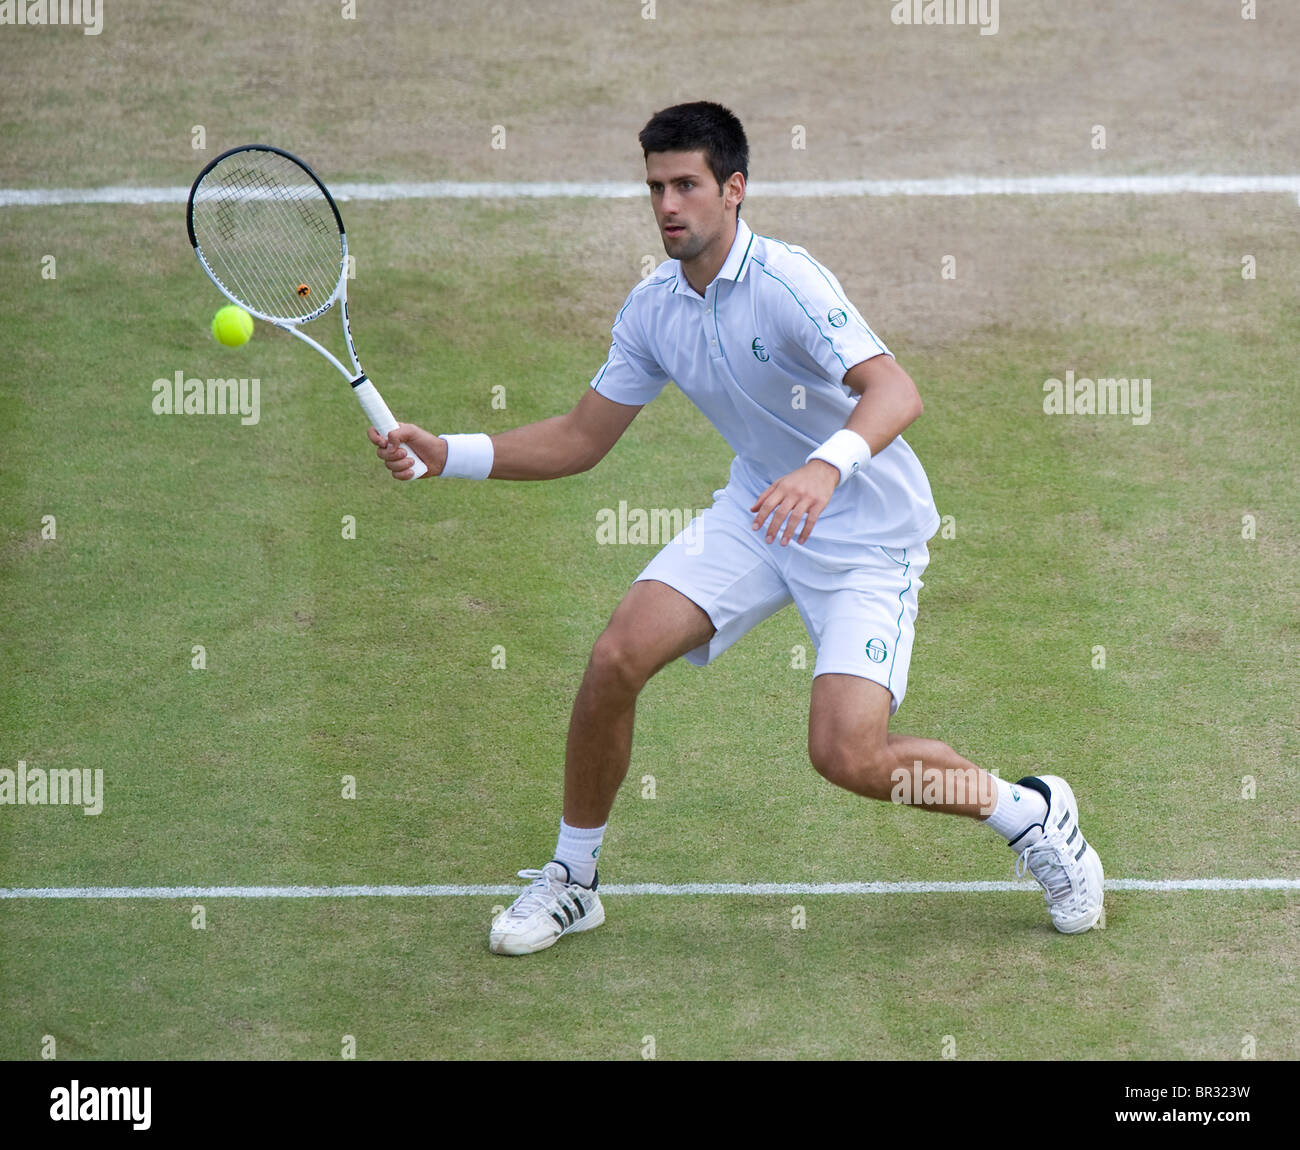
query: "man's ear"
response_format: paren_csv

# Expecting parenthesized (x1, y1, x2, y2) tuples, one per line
(725, 171, 746, 214)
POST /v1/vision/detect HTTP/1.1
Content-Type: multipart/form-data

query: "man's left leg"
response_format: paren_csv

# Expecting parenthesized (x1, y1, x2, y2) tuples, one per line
(808, 673, 994, 816)
(785, 530, 1104, 933)
(807, 673, 1104, 933)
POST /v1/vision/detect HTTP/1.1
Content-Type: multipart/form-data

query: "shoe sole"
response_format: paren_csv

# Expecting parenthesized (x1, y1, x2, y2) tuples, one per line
(489, 900, 606, 956)
(1036, 774, 1105, 934)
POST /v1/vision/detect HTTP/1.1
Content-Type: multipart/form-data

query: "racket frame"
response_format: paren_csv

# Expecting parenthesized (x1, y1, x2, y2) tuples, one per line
(186, 144, 427, 478)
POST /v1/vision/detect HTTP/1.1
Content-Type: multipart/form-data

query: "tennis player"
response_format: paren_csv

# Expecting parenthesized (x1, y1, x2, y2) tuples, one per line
(370, 102, 1104, 953)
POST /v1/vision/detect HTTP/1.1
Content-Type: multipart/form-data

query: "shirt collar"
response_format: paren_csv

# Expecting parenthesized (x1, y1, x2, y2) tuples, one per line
(717, 217, 755, 283)
(672, 218, 756, 295)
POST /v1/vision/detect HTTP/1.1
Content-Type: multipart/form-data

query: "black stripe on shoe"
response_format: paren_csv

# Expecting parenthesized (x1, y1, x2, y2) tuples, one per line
(1066, 825, 1079, 846)
(572, 898, 586, 919)
(550, 912, 566, 929)
(1075, 838, 1088, 861)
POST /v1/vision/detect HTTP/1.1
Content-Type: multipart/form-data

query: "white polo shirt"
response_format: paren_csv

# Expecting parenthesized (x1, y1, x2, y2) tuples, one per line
(589, 218, 940, 548)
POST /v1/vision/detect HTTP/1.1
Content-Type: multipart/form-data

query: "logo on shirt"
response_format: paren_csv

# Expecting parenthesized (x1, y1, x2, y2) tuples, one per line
(828, 308, 848, 328)
(751, 337, 770, 362)
(865, 638, 888, 663)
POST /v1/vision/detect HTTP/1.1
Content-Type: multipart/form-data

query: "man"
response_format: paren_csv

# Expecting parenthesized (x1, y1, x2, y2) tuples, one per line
(371, 102, 1104, 953)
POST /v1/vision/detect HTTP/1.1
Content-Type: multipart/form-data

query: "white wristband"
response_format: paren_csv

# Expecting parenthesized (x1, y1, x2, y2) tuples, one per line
(806, 429, 871, 487)
(438, 433, 494, 479)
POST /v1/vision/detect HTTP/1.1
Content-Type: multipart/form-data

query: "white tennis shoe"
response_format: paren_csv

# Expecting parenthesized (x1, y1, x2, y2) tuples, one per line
(489, 861, 605, 955)
(1012, 774, 1105, 934)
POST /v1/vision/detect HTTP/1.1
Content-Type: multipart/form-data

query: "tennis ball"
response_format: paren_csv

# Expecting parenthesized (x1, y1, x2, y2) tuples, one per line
(211, 305, 254, 347)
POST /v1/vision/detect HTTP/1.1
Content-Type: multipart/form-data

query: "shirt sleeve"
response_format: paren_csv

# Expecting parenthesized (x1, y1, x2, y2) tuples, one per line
(769, 255, 891, 385)
(588, 291, 670, 406)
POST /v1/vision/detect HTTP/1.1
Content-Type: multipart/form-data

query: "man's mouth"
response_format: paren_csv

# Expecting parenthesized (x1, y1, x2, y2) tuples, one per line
(663, 224, 685, 236)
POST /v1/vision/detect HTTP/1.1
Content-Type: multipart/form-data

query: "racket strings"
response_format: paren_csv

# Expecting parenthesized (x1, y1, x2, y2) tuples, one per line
(220, 173, 327, 315)
(207, 160, 336, 315)
(208, 175, 306, 312)
(205, 158, 337, 300)
(191, 151, 344, 323)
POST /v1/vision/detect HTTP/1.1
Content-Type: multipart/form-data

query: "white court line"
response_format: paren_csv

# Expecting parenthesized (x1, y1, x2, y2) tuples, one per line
(2, 175, 1300, 207)
(0, 879, 1296, 899)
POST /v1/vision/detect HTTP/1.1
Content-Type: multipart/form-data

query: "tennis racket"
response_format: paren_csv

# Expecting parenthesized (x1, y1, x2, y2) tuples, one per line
(186, 144, 428, 479)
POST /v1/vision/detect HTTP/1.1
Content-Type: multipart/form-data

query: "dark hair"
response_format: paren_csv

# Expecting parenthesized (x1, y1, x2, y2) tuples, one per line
(638, 101, 748, 215)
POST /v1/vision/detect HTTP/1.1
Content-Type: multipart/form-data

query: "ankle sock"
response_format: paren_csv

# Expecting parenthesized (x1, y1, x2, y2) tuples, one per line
(554, 818, 605, 887)
(984, 776, 1048, 847)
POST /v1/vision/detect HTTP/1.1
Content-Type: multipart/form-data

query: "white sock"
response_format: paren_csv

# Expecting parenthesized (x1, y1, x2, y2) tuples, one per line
(983, 776, 1048, 847)
(554, 818, 605, 887)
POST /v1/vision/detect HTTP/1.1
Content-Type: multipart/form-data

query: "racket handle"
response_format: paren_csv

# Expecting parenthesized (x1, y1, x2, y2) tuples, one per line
(353, 376, 429, 480)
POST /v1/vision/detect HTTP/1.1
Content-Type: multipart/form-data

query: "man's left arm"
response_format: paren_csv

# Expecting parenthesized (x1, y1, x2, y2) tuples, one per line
(749, 354, 923, 545)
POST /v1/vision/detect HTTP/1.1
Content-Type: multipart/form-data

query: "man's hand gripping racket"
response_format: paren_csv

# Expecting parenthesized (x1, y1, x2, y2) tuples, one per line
(187, 144, 427, 479)
(369, 423, 445, 480)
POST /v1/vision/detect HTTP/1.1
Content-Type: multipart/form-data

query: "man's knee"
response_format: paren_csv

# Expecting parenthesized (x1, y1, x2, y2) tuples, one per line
(808, 732, 894, 797)
(584, 582, 713, 697)
(585, 628, 656, 696)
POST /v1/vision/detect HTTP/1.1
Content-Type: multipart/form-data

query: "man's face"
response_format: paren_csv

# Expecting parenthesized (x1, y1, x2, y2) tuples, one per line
(645, 150, 734, 263)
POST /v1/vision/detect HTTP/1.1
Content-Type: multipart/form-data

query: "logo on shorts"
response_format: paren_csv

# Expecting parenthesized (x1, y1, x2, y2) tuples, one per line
(865, 638, 888, 663)
(751, 337, 770, 362)
(828, 308, 847, 328)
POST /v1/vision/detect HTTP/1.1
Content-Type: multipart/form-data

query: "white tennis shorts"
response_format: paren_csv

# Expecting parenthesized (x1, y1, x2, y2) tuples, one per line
(633, 483, 929, 714)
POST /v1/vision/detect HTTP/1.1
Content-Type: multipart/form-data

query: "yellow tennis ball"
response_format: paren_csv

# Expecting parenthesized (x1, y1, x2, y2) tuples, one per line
(211, 305, 254, 347)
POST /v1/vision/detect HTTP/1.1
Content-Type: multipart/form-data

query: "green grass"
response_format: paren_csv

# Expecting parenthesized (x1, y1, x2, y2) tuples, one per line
(3, 896, 1295, 1060)
(1, 196, 1296, 1060)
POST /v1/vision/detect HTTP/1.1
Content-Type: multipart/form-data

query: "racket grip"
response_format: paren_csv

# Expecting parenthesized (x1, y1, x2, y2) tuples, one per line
(354, 376, 429, 480)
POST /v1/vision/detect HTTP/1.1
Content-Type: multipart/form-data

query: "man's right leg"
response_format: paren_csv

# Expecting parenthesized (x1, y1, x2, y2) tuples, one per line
(489, 579, 715, 955)
(563, 578, 717, 828)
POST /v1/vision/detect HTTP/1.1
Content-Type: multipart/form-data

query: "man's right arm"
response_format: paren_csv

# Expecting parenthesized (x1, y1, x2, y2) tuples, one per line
(370, 387, 643, 481)
(483, 387, 644, 479)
